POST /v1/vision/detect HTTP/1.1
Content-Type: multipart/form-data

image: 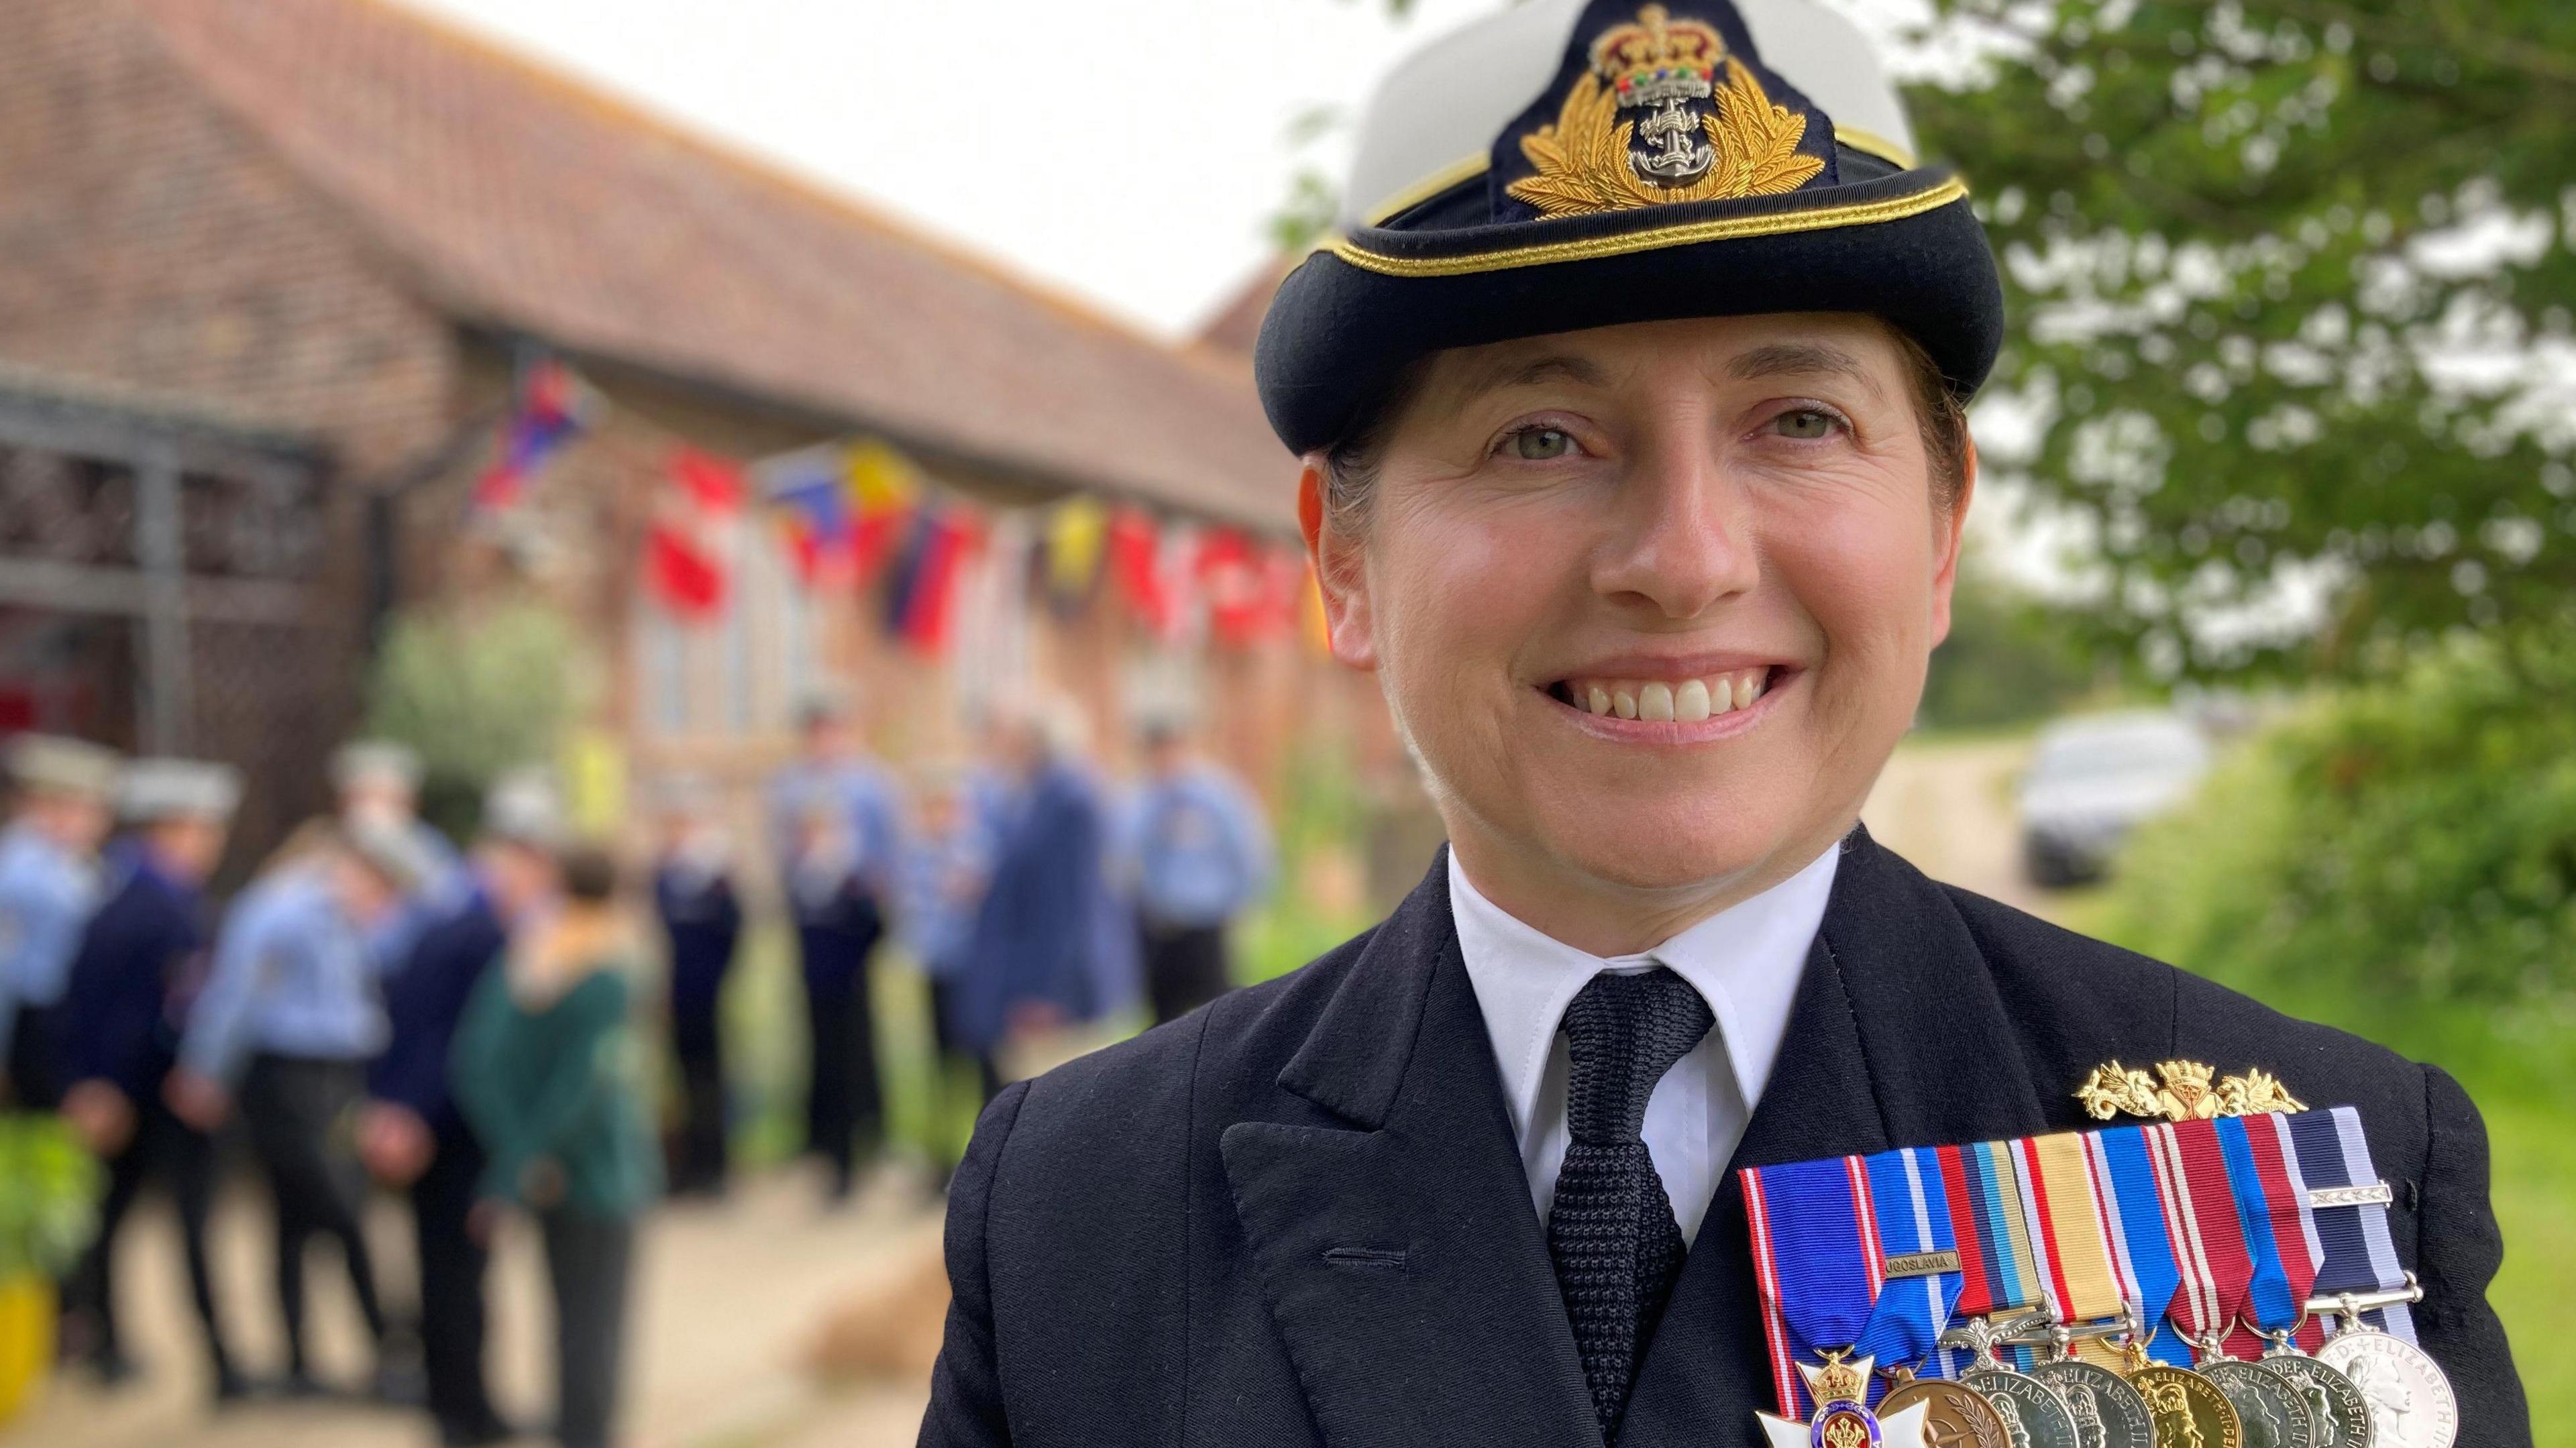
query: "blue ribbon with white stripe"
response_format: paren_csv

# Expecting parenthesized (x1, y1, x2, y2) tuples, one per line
(2285, 1106, 2420, 1344)
(1854, 1146, 1964, 1383)
(2084, 1124, 2194, 1365)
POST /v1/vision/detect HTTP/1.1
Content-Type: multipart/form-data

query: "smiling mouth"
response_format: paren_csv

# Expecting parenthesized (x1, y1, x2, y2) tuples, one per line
(1542, 665, 1786, 723)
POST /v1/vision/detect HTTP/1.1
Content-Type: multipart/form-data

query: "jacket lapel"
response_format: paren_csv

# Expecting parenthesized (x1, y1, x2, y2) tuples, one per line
(1617, 828, 2055, 1443)
(1222, 854, 1603, 1448)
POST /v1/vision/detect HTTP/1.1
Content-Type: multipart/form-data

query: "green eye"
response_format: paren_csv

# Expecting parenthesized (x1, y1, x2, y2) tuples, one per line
(1773, 408, 1837, 440)
(1512, 427, 1574, 460)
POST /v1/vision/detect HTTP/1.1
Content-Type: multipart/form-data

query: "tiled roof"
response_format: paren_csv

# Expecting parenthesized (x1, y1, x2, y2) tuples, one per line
(125, 0, 1294, 526)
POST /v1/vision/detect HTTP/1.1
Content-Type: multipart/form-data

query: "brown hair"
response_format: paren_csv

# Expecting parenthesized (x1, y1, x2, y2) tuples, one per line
(1320, 325, 1971, 534)
(555, 841, 621, 903)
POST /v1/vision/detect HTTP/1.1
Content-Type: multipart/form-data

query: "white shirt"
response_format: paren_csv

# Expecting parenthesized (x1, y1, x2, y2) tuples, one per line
(1448, 843, 1840, 1245)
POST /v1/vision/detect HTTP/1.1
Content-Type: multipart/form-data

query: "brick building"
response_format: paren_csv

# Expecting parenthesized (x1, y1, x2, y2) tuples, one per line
(0, 0, 1379, 862)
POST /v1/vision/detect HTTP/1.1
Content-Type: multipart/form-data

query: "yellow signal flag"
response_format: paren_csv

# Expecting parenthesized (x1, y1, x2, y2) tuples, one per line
(1046, 497, 1108, 596)
(843, 437, 920, 515)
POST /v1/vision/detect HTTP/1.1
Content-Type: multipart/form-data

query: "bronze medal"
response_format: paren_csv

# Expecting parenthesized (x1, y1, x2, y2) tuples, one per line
(2127, 1365, 2244, 1448)
(2030, 1359, 2158, 1448)
(1882, 1374, 2015, 1448)
(2201, 1360, 2318, 1448)
(2312, 1329, 2457, 1448)
(2261, 1353, 2376, 1448)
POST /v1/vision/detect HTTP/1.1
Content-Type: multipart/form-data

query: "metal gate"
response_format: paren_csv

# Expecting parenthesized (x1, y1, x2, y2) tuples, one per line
(0, 367, 351, 872)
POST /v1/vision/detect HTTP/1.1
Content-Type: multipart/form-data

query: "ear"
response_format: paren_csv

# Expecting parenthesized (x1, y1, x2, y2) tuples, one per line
(1298, 458, 1379, 672)
(1926, 436, 1977, 648)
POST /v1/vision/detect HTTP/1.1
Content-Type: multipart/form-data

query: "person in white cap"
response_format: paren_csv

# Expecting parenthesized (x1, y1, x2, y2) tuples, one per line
(333, 738, 466, 915)
(648, 773, 742, 1199)
(55, 759, 249, 1400)
(917, 1, 2524, 1443)
(0, 733, 121, 1109)
(360, 769, 564, 1447)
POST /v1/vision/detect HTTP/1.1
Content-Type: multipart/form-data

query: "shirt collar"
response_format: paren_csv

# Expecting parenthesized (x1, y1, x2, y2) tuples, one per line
(1447, 842, 1841, 1149)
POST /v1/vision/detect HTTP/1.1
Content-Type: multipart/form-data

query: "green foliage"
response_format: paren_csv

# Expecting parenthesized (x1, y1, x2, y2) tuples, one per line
(0, 1115, 102, 1282)
(2096, 631, 2576, 1096)
(1919, 565, 2097, 729)
(364, 599, 594, 842)
(1907, 1, 2576, 677)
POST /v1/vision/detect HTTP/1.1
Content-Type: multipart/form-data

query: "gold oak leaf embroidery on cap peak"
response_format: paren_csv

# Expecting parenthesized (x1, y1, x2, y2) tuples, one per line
(2074, 1059, 2309, 1123)
(1508, 52, 1826, 219)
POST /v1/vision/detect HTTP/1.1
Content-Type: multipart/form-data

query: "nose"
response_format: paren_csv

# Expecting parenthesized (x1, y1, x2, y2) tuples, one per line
(1589, 425, 1757, 620)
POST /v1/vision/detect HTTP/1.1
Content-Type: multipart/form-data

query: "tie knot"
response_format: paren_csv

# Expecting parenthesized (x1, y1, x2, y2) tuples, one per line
(1558, 966, 1714, 1144)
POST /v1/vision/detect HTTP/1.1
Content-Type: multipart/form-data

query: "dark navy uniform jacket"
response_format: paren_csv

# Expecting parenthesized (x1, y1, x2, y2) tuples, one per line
(369, 883, 504, 1137)
(58, 845, 205, 1103)
(920, 829, 2529, 1447)
(654, 862, 741, 1032)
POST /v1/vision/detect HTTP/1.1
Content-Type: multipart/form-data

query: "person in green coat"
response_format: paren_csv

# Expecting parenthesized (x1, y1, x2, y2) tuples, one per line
(451, 842, 657, 1448)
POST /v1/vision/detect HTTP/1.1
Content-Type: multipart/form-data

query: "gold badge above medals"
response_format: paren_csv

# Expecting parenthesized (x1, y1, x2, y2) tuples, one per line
(1757, 1353, 1935, 1448)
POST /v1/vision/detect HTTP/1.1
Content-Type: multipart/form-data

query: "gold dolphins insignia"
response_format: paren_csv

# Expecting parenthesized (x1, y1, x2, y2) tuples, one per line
(2074, 1060, 2307, 1122)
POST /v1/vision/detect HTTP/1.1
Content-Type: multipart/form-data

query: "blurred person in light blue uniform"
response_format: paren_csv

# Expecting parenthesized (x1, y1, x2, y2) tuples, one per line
(168, 818, 434, 1400)
(899, 761, 1002, 1104)
(0, 734, 121, 1109)
(767, 687, 904, 1203)
(953, 697, 1138, 1090)
(55, 759, 246, 1400)
(1125, 715, 1274, 1025)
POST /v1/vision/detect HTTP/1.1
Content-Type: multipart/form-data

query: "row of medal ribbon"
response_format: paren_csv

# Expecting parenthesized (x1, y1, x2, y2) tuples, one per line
(1739, 1106, 2457, 1448)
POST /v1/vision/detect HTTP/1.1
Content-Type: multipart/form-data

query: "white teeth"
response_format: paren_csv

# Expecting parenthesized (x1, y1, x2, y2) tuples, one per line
(1712, 675, 1734, 714)
(1638, 681, 1675, 722)
(1587, 685, 1611, 716)
(1613, 687, 1637, 720)
(1739, 670, 1765, 705)
(1673, 679, 1711, 722)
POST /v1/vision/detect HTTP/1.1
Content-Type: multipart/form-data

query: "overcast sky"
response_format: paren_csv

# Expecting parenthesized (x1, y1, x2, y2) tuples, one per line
(399, 0, 1509, 339)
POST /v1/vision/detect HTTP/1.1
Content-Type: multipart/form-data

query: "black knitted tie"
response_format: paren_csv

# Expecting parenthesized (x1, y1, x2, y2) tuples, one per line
(1546, 966, 1715, 1442)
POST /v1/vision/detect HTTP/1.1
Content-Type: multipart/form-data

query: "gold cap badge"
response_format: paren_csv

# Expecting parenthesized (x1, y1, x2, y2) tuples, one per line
(2075, 1060, 2307, 1123)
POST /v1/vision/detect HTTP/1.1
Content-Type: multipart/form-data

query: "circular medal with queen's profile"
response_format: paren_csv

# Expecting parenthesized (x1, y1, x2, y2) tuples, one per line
(2259, 1353, 2377, 1448)
(2029, 1359, 2158, 1448)
(2201, 1360, 2318, 1448)
(1962, 1366, 2085, 1448)
(2312, 1330, 2457, 1448)
(2126, 1364, 2244, 1448)
(1880, 1374, 2013, 1448)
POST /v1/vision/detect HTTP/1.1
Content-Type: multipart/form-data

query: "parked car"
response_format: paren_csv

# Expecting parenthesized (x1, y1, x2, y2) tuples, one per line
(2017, 710, 2212, 887)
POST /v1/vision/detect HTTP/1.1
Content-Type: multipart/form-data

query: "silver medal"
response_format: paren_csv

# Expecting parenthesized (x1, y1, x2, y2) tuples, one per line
(2261, 1352, 2376, 1448)
(2313, 1329, 2457, 1448)
(1964, 1365, 2086, 1448)
(2202, 1359, 2318, 1448)
(2029, 1359, 2157, 1448)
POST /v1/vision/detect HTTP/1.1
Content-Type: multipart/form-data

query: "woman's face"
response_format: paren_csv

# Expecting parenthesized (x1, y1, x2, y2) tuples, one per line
(1305, 313, 1972, 939)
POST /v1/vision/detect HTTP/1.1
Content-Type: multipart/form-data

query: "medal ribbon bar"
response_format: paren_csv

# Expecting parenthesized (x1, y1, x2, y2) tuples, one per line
(2082, 1124, 2195, 1366)
(1854, 1146, 1968, 1388)
(2217, 1113, 2322, 1357)
(1741, 1156, 1884, 1418)
(2147, 1119, 2258, 1359)
(2284, 1106, 2420, 1345)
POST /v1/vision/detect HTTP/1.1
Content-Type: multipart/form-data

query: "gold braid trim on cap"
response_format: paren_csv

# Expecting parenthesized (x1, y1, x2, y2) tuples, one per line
(1327, 174, 1968, 278)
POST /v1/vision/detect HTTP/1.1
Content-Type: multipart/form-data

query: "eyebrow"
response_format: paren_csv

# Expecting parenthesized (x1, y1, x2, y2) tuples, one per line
(1443, 351, 1614, 402)
(1726, 341, 1883, 398)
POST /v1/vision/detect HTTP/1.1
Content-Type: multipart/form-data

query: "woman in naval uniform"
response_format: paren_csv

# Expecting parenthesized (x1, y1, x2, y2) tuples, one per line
(916, 2, 2528, 1445)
